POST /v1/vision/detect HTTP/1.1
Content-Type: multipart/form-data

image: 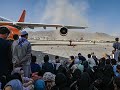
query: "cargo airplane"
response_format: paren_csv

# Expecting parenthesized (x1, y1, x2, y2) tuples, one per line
(0, 10, 87, 40)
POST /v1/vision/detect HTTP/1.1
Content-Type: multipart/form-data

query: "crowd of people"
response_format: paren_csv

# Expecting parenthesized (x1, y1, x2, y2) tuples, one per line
(0, 26, 120, 90)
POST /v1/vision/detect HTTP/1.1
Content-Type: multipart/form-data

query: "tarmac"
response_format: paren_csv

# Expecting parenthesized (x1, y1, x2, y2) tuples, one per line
(30, 40, 113, 63)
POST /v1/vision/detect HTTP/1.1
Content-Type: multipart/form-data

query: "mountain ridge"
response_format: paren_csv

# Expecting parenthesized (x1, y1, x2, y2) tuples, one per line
(28, 30, 115, 41)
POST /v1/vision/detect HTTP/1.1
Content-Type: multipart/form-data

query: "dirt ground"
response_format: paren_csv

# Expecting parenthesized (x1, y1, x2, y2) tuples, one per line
(30, 40, 113, 63)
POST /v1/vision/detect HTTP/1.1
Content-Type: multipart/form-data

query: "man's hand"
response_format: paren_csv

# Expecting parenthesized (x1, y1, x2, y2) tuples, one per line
(14, 61, 20, 67)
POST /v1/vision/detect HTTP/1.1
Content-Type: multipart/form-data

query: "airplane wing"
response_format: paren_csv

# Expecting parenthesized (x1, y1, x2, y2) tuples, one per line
(0, 21, 87, 29)
(16, 22, 88, 29)
(0, 22, 14, 26)
(63, 25, 87, 29)
(16, 22, 62, 29)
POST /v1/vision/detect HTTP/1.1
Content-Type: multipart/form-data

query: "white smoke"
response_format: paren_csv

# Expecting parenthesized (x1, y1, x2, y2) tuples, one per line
(40, 0, 89, 26)
(31, 0, 119, 36)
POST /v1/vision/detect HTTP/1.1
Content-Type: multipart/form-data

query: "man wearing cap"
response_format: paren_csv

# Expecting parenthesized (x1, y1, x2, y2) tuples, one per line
(13, 31, 31, 77)
(0, 26, 12, 89)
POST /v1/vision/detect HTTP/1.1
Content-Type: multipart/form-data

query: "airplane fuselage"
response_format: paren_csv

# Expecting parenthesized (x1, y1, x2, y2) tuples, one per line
(0, 25, 20, 40)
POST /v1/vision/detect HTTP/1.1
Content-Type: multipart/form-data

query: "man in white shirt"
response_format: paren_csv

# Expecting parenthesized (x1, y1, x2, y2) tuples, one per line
(87, 54, 96, 68)
(13, 31, 31, 77)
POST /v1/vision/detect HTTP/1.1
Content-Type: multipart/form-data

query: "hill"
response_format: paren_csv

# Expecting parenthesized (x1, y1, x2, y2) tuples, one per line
(28, 30, 115, 42)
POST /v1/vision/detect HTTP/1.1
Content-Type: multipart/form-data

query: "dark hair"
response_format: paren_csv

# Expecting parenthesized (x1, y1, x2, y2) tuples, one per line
(0, 27, 10, 34)
(21, 34, 28, 37)
(78, 53, 81, 56)
(31, 56, 37, 63)
(111, 59, 116, 65)
(70, 56, 74, 60)
(106, 59, 111, 64)
(13, 34, 19, 40)
(88, 54, 91, 58)
(8, 73, 22, 83)
(72, 69, 81, 80)
(58, 66, 67, 76)
(55, 73, 67, 86)
(115, 37, 119, 41)
(38, 70, 44, 76)
(55, 56, 59, 59)
(44, 55, 49, 62)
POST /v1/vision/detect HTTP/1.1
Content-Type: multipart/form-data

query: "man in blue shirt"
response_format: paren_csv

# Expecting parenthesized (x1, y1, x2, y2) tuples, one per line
(42, 55, 54, 74)
(30, 55, 41, 73)
(116, 65, 120, 77)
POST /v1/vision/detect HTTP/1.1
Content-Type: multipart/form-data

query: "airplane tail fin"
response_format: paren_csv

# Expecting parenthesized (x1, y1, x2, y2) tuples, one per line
(18, 10, 26, 22)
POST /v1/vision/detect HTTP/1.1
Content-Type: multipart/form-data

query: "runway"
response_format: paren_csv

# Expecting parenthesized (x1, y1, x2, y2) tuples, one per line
(30, 40, 113, 63)
(30, 40, 102, 45)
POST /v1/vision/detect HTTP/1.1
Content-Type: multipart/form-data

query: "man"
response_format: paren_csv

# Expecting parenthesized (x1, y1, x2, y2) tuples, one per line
(91, 52, 98, 65)
(113, 38, 120, 50)
(114, 65, 120, 79)
(11, 34, 19, 67)
(113, 37, 120, 61)
(0, 26, 12, 88)
(54, 56, 61, 70)
(87, 54, 96, 68)
(30, 55, 41, 73)
(78, 53, 86, 64)
(12, 34, 19, 52)
(13, 31, 31, 77)
(42, 55, 54, 74)
(54, 56, 62, 74)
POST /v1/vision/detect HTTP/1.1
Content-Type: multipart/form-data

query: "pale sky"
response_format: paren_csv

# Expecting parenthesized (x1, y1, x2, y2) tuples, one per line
(0, 0, 120, 36)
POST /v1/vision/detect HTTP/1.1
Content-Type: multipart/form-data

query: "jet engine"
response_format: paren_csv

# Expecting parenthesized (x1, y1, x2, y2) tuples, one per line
(60, 27, 68, 36)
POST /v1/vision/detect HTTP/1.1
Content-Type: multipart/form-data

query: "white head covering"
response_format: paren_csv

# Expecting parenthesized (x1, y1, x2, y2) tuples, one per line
(43, 72, 55, 82)
(21, 31, 28, 35)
